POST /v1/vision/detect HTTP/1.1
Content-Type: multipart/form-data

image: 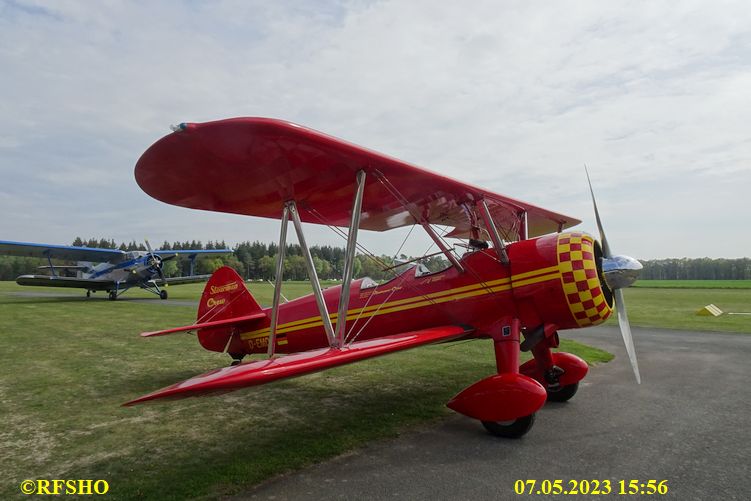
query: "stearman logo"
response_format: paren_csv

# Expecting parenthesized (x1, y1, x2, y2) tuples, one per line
(206, 297, 226, 308)
(210, 281, 239, 294)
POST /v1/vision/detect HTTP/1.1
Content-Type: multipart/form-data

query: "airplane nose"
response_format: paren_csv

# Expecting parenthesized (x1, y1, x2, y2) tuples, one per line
(602, 254, 642, 290)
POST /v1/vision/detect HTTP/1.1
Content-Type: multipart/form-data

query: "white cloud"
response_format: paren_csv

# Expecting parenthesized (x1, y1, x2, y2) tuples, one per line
(0, 0, 749, 258)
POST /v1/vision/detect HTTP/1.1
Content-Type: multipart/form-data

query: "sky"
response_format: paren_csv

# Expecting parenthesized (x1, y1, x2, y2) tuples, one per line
(1, 0, 749, 259)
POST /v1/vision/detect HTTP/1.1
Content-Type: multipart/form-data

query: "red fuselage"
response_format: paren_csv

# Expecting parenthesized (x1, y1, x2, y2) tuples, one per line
(200, 232, 613, 356)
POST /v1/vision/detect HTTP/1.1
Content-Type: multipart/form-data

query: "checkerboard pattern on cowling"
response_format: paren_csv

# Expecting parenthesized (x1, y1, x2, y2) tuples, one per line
(557, 232, 612, 327)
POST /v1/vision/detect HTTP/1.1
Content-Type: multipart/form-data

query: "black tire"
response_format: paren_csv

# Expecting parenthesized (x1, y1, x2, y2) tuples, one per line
(108, 291, 117, 301)
(546, 382, 579, 402)
(86, 290, 91, 298)
(159, 290, 168, 300)
(482, 414, 535, 438)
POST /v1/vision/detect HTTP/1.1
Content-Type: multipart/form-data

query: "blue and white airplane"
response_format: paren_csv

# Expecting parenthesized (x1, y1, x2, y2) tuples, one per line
(0, 239, 233, 300)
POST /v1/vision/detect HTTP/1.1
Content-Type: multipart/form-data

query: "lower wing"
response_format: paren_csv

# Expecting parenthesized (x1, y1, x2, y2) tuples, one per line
(125, 325, 472, 406)
(16, 275, 115, 291)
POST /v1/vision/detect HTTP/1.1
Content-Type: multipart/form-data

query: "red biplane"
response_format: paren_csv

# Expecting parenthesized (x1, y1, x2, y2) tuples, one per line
(126, 118, 642, 438)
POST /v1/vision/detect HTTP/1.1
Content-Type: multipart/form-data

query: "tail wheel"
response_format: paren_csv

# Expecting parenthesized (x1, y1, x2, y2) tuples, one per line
(482, 414, 535, 438)
(546, 382, 579, 402)
(229, 353, 245, 366)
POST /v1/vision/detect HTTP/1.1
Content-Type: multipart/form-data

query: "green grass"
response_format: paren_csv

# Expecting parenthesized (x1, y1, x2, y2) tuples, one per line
(634, 279, 751, 289)
(0, 281, 612, 500)
(609, 287, 751, 334)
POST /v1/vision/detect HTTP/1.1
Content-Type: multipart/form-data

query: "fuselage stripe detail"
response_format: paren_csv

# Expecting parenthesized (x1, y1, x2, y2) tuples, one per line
(239, 268, 559, 341)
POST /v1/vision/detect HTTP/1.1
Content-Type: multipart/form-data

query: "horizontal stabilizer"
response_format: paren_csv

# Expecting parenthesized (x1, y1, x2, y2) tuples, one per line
(125, 325, 471, 405)
(141, 311, 268, 337)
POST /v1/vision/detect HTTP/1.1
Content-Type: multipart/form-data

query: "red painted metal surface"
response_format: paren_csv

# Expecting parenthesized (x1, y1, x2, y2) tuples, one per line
(140, 313, 266, 337)
(125, 325, 470, 406)
(446, 373, 547, 421)
(131, 228, 611, 409)
(129, 119, 620, 431)
(135, 118, 580, 239)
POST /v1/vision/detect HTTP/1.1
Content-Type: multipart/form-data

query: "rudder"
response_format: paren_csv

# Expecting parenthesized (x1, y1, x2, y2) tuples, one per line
(197, 266, 266, 353)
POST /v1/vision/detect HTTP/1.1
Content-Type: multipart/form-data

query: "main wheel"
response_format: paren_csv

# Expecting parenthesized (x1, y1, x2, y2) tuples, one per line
(86, 290, 91, 298)
(108, 291, 117, 301)
(159, 290, 168, 300)
(546, 382, 579, 402)
(482, 414, 535, 438)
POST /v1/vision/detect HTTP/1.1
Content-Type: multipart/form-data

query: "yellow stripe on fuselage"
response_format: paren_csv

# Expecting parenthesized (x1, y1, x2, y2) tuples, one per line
(240, 267, 559, 342)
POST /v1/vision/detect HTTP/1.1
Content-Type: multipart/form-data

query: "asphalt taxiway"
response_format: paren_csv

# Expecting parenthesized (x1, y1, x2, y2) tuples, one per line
(239, 326, 750, 500)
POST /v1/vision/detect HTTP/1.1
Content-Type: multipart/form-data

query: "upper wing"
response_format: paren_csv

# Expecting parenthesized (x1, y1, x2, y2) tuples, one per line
(124, 325, 471, 406)
(0, 240, 125, 263)
(154, 249, 234, 258)
(16, 275, 115, 291)
(135, 118, 579, 239)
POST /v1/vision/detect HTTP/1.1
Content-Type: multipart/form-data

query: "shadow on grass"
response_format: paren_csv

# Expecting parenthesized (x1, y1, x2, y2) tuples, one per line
(80, 377, 471, 500)
(118, 370, 210, 395)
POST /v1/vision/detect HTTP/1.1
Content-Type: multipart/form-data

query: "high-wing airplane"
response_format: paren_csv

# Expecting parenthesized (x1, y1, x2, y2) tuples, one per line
(126, 117, 642, 438)
(0, 239, 232, 300)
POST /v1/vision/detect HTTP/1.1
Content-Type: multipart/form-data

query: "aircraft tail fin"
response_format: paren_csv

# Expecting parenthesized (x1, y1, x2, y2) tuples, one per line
(194, 266, 268, 352)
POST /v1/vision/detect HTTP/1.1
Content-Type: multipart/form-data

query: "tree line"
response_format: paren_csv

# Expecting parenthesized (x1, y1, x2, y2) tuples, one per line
(0, 238, 449, 281)
(1, 238, 749, 281)
(638, 258, 751, 280)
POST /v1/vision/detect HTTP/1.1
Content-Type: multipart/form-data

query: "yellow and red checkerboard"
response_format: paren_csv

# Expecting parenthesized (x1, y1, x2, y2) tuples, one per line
(557, 233, 612, 327)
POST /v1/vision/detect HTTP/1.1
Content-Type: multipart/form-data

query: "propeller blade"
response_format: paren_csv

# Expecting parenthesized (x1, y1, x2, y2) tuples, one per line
(585, 166, 612, 258)
(144, 238, 154, 256)
(143, 238, 166, 281)
(585, 167, 641, 384)
(614, 288, 641, 384)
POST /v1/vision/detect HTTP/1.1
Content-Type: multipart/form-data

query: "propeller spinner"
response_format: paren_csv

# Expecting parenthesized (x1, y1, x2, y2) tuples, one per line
(585, 168, 643, 384)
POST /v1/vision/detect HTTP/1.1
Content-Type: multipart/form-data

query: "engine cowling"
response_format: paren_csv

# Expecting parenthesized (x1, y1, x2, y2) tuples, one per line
(509, 232, 613, 330)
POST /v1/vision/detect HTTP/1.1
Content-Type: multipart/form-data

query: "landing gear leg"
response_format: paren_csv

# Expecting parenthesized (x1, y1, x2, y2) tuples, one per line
(482, 319, 538, 438)
(525, 331, 585, 403)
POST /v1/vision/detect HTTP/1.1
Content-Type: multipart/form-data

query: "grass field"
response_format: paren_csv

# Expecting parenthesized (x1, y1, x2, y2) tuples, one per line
(622, 280, 751, 333)
(0, 280, 612, 500)
(634, 279, 751, 289)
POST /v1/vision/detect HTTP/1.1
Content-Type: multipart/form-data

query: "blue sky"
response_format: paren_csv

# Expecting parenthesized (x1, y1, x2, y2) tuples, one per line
(1, 0, 749, 259)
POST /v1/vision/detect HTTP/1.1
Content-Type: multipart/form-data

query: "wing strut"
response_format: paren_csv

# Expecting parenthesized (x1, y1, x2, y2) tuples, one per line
(374, 171, 465, 273)
(420, 222, 465, 272)
(336, 170, 366, 348)
(45, 251, 57, 277)
(289, 200, 337, 347)
(519, 210, 529, 240)
(267, 205, 290, 358)
(478, 199, 510, 264)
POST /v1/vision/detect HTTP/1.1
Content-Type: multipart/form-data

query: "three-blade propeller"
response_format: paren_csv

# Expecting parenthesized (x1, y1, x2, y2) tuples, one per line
(585, 168, 642, 384)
